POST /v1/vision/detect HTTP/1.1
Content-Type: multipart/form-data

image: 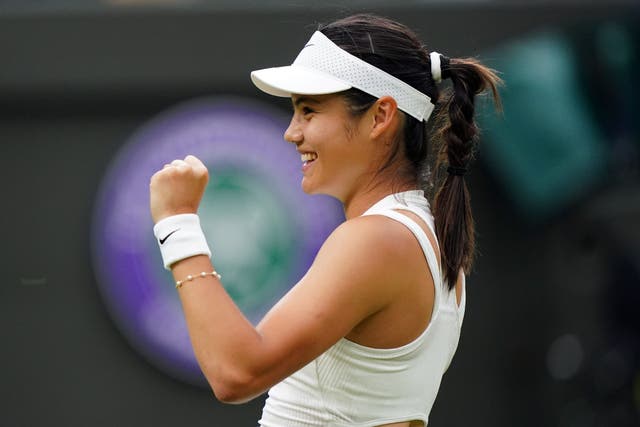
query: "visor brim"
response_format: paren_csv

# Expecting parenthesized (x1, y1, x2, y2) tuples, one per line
(251, 65, 352, 97)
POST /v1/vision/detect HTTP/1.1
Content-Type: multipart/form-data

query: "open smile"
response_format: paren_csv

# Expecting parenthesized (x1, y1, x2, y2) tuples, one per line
(300, 152, 318, 172)
(301, 152, 318, 163)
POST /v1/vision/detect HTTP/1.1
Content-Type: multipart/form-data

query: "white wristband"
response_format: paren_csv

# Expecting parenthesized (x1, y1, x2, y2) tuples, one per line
(153, 213, 212, 270)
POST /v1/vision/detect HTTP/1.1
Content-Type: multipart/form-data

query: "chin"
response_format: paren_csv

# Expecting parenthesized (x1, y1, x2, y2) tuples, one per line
(300, 178, 323, 195)
(300, 182, 317, 195)
(301, 180, 342, 202)
(300, 176, 314, 194)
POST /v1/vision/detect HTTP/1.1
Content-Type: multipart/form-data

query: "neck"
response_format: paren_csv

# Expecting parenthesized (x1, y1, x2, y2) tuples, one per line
(342, 181, 418, 219)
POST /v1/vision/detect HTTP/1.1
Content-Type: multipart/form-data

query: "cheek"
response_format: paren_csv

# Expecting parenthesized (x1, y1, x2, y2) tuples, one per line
(326, 143, 370, 180)
(311, 117, 369, 174)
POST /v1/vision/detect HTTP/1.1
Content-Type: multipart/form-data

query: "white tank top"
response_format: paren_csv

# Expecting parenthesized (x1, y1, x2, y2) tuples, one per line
(259, 190, 466, 427)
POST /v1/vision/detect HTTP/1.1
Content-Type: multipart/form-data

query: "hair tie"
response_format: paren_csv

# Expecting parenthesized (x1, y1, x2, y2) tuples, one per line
(430, 51, 442, 83)
(430, 52, 452, 83)
(447, 166, 467, 176)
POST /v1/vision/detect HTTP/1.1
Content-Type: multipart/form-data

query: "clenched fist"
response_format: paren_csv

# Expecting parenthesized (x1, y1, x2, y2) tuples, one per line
(150, 155, 209, 224)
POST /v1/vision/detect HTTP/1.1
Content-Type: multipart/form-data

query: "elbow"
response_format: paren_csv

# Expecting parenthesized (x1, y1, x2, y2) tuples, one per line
(213, 389, 252, 405)
(206, 367, 263, 404)
(212, 382, 252, 405)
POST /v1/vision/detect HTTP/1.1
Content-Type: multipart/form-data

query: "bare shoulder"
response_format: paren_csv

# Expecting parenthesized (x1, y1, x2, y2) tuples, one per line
(321, 214, 420, 253)
(313, 214, 423, 289)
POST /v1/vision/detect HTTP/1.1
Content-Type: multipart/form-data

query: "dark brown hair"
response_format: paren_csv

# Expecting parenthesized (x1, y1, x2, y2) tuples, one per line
(319, 14, 501, 288)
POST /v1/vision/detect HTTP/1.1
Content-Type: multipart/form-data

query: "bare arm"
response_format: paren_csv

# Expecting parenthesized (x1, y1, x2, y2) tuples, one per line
(171, 216, 402, 403)
(150, 155, 405, 403)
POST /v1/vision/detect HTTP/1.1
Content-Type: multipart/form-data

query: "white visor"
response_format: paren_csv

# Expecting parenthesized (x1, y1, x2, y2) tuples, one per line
(251, 31, 434, 122)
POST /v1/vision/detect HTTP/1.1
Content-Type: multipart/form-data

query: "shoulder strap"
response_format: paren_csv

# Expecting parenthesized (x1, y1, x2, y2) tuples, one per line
(363, 193, 440, 256)
(389, 205, 440, 255)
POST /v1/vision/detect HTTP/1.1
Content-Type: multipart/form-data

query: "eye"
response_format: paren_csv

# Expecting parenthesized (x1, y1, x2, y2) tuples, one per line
(302, 106, 315, 116)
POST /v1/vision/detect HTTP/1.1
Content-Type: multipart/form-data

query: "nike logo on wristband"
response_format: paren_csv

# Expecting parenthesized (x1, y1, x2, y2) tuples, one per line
(159, 229, 180, 245)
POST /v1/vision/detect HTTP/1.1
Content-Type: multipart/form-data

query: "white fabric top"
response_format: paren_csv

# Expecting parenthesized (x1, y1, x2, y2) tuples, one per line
(259, 190, 466, 427)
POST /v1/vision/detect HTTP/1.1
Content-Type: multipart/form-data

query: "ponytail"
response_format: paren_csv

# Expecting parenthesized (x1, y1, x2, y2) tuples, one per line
(316, 14, 501, 289)
(433, 57, 502, 289)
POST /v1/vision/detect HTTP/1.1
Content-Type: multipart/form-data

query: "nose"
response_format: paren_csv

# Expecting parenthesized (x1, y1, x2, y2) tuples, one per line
(284, 116, 303, 145)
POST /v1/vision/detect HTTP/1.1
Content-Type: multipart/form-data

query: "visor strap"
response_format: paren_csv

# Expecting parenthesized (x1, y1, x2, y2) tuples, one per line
(294, 31, 434, 122)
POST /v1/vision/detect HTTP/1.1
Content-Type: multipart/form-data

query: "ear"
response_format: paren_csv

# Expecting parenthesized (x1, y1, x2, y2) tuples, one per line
(369, 96, 400, 140)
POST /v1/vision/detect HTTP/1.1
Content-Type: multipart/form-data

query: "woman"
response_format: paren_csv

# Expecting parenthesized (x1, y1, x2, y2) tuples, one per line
(150, 14, 500, 427)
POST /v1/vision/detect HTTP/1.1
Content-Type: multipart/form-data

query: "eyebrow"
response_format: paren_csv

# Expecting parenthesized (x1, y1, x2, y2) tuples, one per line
(292, 96, 322, 108)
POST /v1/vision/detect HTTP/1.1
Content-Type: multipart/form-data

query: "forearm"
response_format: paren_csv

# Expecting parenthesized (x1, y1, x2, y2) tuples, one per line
(149, 156, 292, 401)
(171, 254, 266, 401)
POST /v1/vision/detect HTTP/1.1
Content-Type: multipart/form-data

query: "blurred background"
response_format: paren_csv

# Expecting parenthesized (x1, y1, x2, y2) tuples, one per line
(2, 0, 639, 426)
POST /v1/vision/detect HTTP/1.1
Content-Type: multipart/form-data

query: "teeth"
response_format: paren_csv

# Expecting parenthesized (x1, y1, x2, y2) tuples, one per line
(301, 152, 318, 162)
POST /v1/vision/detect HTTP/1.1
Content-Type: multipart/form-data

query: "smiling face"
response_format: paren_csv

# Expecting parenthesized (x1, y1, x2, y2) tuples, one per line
(284, 93, 385, 203)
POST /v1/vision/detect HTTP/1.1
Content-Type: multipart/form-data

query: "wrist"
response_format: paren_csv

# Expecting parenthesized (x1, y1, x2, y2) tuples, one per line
(153, 213, 212, 270)
(152, 207, 199, 225)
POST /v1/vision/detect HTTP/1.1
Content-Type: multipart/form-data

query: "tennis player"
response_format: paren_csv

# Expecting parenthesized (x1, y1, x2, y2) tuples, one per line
(150, 14, 500, 427)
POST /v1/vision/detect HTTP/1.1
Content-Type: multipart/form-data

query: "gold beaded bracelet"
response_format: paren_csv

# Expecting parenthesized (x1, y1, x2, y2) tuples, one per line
(175, 271, 222, 289)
